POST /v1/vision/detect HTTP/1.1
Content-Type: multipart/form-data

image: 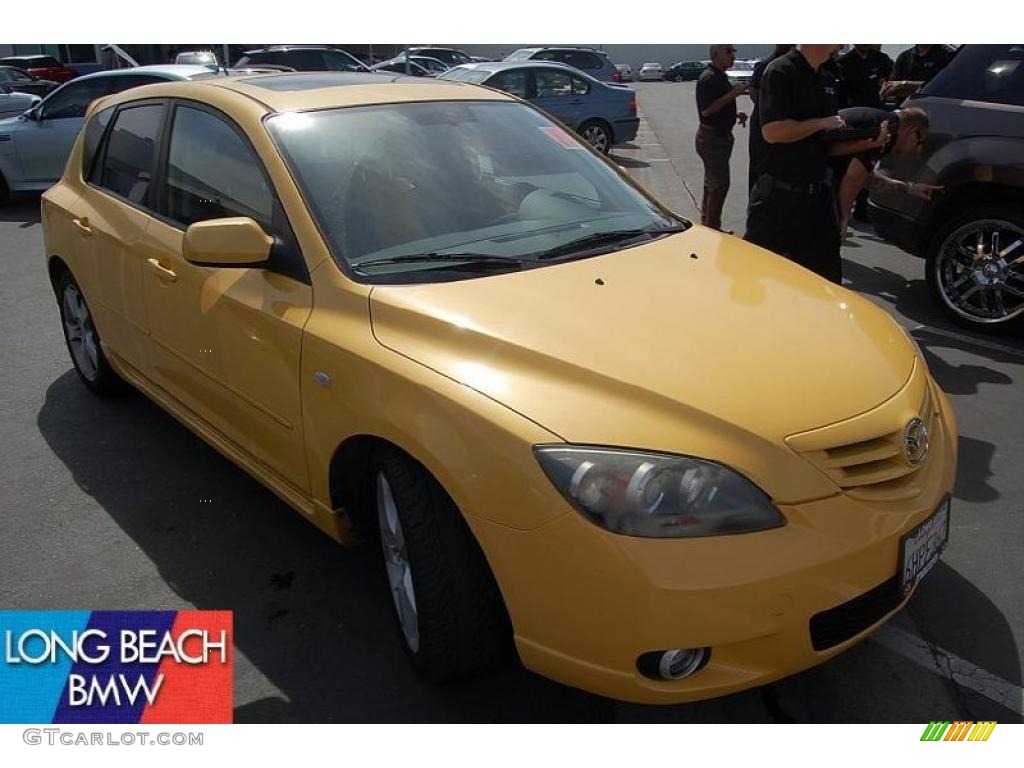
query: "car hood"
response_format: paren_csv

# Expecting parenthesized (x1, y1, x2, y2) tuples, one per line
(369, 226, 915, 485)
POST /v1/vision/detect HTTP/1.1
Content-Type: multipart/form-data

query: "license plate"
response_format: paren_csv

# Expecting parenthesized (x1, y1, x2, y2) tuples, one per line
(899, 497, 951, 596)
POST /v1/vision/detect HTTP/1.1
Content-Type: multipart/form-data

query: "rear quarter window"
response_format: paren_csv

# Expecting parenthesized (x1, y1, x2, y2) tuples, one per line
(82, 106, 115, 181)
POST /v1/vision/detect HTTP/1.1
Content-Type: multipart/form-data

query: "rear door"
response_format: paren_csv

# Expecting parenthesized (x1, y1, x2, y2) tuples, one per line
(531, 68, 588, 127)
(71, 100, 165, 373)
(142, 101, 313, 492)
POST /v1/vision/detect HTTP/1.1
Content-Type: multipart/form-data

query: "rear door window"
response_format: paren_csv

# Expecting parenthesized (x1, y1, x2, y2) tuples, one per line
(82, 105, 115, 181)
(98, 103, 164, 206)
(487, 70, 529, 98)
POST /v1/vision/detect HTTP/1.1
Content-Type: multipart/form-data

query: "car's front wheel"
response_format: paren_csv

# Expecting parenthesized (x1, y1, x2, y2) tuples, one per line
(926, 203, 1024, 332)
(372, 446, 511, 682)
(56, 270, 127, 395)
(579, 120, 613, 154)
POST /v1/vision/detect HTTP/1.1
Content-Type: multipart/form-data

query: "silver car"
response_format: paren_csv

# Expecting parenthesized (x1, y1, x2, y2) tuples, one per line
(0, 89, 40, 120)
(0, 65, 218, 202)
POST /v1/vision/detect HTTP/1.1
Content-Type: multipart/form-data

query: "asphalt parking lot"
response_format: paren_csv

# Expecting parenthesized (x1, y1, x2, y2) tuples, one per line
(1, 80, 1021, 723)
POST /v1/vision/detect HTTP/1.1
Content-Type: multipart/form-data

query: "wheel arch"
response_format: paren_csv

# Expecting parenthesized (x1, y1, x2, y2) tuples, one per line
(48, 254, 72, 293)
(924, 182, 1024, 255)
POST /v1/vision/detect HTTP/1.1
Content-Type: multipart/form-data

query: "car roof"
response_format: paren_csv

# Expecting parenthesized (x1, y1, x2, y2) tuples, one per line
(1, 55, 59, 62)
(451, 60, 597, 76)
(90, 71, 515, 115)
(243, 46, 349, 54)
(72, 64, 219, 82)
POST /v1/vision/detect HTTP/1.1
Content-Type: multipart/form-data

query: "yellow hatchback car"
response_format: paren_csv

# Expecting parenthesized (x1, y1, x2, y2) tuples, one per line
(42, 73, 957, 704)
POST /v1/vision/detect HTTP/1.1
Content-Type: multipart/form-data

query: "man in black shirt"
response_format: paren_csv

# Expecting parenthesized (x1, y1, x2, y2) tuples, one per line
(882, 44, 956, 103)
(744, 45, 888, 283)
(748, 44, 792, 191)
(838, 44, 894, 108)
(695, 44, 748, 230)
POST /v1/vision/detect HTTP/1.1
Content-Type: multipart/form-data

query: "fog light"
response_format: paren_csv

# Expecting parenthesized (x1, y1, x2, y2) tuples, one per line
(637, 647, 710, 681)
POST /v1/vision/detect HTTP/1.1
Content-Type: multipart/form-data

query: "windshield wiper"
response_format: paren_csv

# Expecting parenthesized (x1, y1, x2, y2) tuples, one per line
(533, 225, 688, 261)
(353, 252, 525, 273)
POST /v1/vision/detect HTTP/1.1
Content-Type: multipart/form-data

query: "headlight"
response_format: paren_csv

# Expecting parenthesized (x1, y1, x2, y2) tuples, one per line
(534, 446, 785, 538)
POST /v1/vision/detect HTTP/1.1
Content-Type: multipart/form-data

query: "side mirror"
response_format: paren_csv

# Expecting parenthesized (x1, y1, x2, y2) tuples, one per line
(183, 217, 272, 267)
(25, 105, 41, 121)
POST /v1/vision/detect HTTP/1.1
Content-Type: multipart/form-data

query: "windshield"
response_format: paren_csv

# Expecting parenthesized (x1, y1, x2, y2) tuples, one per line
(267, 101, 684, 281)
(438, 67, 492, 84)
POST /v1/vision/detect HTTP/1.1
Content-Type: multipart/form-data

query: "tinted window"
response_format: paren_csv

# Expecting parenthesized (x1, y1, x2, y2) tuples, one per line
(567, 52, 601, 71)
(487, 70, 529, 98)
(164, 106, 272, 228)
(535, 69, 574, 98)
(285, 50, 326, 70)
(82, 106, 114, 181)
(99, 104, 163, 205)
(922, 44, 1024, 107)
(322, 50, 365, 72)
(0, 70, 11, 83)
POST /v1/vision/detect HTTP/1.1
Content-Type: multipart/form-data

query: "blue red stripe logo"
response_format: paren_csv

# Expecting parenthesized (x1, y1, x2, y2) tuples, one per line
(0, 610, 232, 723)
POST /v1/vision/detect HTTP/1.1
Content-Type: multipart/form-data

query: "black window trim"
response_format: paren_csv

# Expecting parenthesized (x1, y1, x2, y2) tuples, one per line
(81, 104, 117, 183)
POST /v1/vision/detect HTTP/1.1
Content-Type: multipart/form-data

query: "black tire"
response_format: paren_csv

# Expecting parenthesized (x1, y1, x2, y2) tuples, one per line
(578, 119, 613, 155)
(0, 172, 9, 206)
(370, 445, 512, 682)
(925, 202, 1024, 333)
(55, 270, 128, 396)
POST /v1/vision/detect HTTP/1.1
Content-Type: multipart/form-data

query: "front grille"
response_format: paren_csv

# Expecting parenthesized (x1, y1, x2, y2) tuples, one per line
(789, 383, 938, 499)
(809, 577, 903, 651)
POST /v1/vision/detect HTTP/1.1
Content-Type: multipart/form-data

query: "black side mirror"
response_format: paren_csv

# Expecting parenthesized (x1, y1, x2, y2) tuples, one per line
(26, 106, 42, 121)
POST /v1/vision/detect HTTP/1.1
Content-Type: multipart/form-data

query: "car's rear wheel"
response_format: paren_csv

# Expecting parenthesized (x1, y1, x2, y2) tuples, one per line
(56, 270, 127, 395)
(926, 203, 1024, 332)
(372, 446, 512, 682)
(579, 120, 612, 154)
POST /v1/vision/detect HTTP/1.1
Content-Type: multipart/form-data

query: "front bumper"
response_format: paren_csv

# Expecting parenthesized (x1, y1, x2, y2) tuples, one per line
(471, 382, 958, 704)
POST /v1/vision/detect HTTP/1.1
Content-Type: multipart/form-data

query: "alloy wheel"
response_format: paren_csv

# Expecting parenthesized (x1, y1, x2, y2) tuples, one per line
(62, 283, 99, 381)
(377, 471, 420, 653)
(582, 125, 609, 153)
(935, 219, 1024, 325)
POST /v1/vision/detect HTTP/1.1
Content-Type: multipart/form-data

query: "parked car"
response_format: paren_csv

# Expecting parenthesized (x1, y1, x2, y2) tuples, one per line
(406, 56, 450, 75)
(726, 60, 755, 85)
(233, 46, 368, 72)
(870, 44, 1024, 332)
(175, 51, 219, 66)
(0, 65, 230, 202)
(440, 61, 638, 153)
(371, 59, 433, 77)
(665, 60, 705, 82)
(398, 47, 476, 68)
(42, 71, 957, 705)
(638, 62, 665, 81)
(0, 66, 59, 97)
(0, 90, 40, 120)
(504, 47, 621, 83)
(0, 55, 77, 84)
(615, 63, 633, 82)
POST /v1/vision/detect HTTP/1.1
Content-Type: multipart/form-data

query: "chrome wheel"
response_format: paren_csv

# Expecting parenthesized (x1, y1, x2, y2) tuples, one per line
(935, 219, 1024, 325)
(62, 282, 99, 381)
(377, 471, 419, 653)
(581, 124, 610, 154)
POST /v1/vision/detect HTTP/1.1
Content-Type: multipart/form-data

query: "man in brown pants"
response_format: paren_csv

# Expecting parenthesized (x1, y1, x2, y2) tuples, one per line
(695, 44, 749, 230)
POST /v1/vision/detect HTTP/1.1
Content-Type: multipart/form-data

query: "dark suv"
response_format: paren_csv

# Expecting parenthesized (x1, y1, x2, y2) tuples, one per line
(234, 46, 368, 73)
(504, 48, 620, 82)
(870, 44, 1024, 332)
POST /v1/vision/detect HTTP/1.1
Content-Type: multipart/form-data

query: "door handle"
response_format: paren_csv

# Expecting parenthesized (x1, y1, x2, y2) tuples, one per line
(72, 217, 92, 236)
(146, 258, 177, 283)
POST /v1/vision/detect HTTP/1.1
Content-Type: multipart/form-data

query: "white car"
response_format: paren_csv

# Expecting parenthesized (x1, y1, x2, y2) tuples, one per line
(0, 88, 39, 120)
(638, 62, 664, 81)
(726, 60, 756, 85)
(615, 63, 633, 82)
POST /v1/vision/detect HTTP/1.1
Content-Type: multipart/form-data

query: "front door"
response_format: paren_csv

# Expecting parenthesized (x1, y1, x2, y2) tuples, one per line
(141, 102, 313, 493)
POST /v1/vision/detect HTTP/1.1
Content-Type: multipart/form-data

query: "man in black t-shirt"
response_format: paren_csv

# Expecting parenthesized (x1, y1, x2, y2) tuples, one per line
(748, 44, 792, 191)
(838, 45, 894, 108)
(882, 44, 956, 103)
(694, 44, 749, 230)
(744, 45, 889, 283)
